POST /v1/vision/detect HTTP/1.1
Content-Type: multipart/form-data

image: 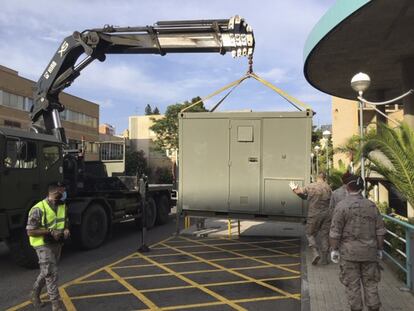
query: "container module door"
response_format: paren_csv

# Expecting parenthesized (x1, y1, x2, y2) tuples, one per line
(229, 120, 261, 212)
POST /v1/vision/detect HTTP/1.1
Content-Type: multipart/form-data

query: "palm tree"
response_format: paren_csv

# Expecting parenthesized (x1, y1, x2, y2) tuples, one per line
(363, 122, 414, 207)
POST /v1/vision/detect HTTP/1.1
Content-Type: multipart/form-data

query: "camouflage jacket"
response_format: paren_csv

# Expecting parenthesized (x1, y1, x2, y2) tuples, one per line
(329, 185, 348, 210)
(302, 181, 332, 217)
(330, 193, 386, 261)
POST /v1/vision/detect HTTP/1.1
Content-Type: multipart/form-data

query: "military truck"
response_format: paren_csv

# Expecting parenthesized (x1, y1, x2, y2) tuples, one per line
(0, 127, 173, 267)
(0, 16, 254, 267)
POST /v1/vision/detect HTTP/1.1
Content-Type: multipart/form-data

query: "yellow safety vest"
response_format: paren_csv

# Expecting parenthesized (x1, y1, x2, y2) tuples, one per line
(29, 200, 66, 247)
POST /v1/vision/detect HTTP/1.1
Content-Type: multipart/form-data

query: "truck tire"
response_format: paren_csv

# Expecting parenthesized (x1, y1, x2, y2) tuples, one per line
(136, 197, 157, 229)
(145, 197, 157, 229)
(7, 229, 38, 269)
(79, 204, 108, 249)
(156, 195, 170, 225)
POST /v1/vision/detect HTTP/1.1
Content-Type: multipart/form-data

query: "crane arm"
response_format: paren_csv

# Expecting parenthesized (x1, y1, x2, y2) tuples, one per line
(31, 16, 254, 143)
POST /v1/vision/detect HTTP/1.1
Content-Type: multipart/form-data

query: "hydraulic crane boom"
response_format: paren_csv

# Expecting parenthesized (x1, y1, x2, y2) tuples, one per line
(31, 15, 255, 143)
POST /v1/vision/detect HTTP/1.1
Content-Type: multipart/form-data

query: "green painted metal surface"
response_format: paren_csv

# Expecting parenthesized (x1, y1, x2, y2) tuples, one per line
(303, 0, 370, 64)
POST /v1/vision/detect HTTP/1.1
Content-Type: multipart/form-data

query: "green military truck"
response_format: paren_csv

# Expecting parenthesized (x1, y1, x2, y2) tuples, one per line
(0, 127, 172, 268)
(0, 16, 254, 267)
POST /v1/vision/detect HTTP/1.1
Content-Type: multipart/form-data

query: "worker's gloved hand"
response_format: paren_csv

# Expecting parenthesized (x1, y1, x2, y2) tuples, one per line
(63, 228, 70, 240)
(51, 229, 64, 242)
(330, 250, 340, 264)
(377, 250, 383, 260)
(289, 181, 298, 190)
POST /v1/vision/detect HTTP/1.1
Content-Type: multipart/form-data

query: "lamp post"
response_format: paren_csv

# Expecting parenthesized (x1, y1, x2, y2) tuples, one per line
(351, 72, 371, 197)
(351, 72, 414, 197)
(322, 130, 331, 177)
(314, 145, 321, 175)
(310, 152, 315, 180)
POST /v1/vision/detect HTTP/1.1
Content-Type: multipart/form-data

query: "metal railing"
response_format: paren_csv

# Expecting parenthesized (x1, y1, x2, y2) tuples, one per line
(382, 214, 414, 291)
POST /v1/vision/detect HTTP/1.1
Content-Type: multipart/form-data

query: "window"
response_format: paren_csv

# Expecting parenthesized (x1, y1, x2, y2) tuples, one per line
(100, 142, 124, 160)
(4, 139, 37, 169)
(43, 145, 60, 170)
(0, 90, 33, 112)
(4, 120, 21, 128)
(64, 109, 98, 128)
(23, 98, 33, 111)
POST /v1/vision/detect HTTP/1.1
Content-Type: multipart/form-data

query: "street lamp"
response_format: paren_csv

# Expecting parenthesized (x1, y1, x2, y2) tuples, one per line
(351, 72, 414, 197)
(351, 72, 371, 196)
(314, 145, 321, 175)
(322, 130, 331, 176)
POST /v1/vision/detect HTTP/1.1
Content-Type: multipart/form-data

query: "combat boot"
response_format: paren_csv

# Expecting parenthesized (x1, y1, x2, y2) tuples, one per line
(30, 288, 44, 308)
(319, 252, 329, 265)
(52, 300, 64, 311)
(311, 247, 320, 265)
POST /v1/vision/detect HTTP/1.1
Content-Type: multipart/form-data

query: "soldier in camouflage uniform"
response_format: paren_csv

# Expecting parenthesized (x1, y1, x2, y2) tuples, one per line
(329, 172, 352, 210)
(26, 182, 70, 311)
(290, 172, 332, 265)
(330, 175, 386, 311)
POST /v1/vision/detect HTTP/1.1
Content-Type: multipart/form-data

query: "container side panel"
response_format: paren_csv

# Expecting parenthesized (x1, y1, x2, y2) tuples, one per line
(262, 118, 310, 217)
(229, 119, 261, 212)
(264, 179, 304, 216)
(180, 118, 229, 212)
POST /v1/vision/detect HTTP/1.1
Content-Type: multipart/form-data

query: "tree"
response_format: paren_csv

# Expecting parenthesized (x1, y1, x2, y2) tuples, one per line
(363, 122, 414, 208)
(125, 149, 149, 176)
(150, 96, 207, 152)
(153, 107, 160, 115)
(144, 104, 153, 115)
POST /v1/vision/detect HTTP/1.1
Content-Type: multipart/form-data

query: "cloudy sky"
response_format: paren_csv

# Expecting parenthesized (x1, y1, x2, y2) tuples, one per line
(0, 0, 335, 133)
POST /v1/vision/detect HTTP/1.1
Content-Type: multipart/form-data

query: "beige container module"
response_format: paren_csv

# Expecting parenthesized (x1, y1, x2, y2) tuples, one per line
(178, 110, 312, 222)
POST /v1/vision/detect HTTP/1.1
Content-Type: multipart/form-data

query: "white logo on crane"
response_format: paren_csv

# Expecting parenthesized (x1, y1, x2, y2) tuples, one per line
(43, 61, 57, 79)
(58, 41, 69, 57)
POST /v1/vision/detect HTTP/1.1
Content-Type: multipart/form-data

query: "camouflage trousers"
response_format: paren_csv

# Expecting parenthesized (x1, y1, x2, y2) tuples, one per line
(306, 211, 331, 253)
(33, 244, 62, 301)
(339, 260, 381, 310)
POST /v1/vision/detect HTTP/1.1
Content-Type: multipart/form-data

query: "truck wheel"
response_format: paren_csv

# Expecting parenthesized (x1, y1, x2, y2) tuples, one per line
(135, 197, 157, 229)
(7, 229, 38, 269)
(145, 197, 157, 229)
(79, 204, 108, 249)
(156, 195, 170, 225)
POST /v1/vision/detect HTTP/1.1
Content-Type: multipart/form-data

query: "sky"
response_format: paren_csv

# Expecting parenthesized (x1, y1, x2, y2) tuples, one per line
(0, 0, 336, 134)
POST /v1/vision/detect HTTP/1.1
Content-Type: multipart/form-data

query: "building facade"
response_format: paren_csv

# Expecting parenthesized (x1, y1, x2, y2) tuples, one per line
(331, 96, 409, 216)
(129, 115, 173, 179)
(0, 65, 99, 160)
(99, 123, 115, 136)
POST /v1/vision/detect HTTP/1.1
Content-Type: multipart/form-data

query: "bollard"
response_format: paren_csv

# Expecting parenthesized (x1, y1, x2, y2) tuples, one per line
(138, 175, 150, 253)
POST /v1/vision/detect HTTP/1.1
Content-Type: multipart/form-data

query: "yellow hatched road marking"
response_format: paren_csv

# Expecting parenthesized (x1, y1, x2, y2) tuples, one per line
(70, 291, 131, 300)
(173, 238, 300, 300)
(8, 235, 302, 311)
(180, 269, 222, 275)
(105, 267, 159, 310)
(160, 293, 301, 311)
(161, 301, 225, 310)
(186, 238, 301, 275)
(71, 275, 301, 298)
(7, 236, 174, 310)
(216, 236, 300, 258)
(135, 251, 247, 311)
(60, 287, 76, 311)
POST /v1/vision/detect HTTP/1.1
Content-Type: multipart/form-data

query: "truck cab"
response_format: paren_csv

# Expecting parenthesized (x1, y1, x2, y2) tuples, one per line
(0, 127, 63, 267)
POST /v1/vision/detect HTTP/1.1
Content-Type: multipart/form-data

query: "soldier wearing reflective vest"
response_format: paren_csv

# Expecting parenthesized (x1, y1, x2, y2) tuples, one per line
(26, 182, 69, 311)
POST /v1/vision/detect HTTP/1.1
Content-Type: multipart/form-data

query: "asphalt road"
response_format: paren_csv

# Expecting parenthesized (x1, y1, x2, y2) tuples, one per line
(0, 213, 179, 310)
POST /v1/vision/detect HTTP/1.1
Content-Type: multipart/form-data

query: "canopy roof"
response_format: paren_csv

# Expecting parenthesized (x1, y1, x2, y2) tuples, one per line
(304, 0, 414, 100)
